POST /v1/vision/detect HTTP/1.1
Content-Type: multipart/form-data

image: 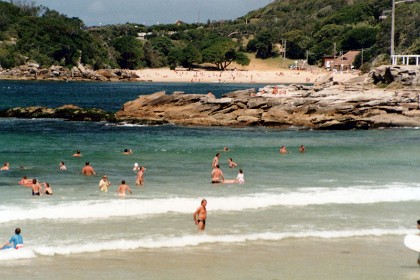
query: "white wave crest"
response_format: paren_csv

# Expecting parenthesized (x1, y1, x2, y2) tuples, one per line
(1, 184, 420, 223)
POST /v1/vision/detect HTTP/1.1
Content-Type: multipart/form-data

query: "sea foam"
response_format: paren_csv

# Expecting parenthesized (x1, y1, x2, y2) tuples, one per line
(1, 184, 419, 223)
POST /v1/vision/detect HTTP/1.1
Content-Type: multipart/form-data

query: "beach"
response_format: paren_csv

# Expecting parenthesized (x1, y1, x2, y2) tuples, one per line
(133, 66, 359, 85)
(1, 237, 417, 280)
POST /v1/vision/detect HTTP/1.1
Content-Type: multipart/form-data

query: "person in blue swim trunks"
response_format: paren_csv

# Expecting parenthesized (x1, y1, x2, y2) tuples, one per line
(1, 228, 23, 250)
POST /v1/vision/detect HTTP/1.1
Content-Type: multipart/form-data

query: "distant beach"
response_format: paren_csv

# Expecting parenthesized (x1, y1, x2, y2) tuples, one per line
(133, 67, 360, 84)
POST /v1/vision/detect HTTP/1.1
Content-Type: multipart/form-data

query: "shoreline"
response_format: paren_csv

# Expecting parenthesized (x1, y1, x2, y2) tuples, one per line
(0, 237, 417, 279)
(0, 67, 361, 85)
(133, 68, 359, 84)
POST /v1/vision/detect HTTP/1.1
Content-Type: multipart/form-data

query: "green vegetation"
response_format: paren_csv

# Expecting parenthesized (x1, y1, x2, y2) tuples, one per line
(0, 0, 419, 70)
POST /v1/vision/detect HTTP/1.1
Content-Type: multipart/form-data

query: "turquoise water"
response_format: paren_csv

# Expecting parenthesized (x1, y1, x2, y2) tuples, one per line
(0, 80, 419, 260)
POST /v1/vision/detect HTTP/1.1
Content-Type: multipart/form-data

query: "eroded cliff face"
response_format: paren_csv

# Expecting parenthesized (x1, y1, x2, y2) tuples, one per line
(115, 66, 420, 129)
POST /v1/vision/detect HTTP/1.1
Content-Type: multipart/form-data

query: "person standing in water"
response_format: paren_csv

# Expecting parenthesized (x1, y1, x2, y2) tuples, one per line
(1, 228, 23, 250)
(193, 199, 207, 230)
(117, 180, 132, 197)
(82, 162, 96, 176)
(99, 175, 111, 192)
(212, 153, 220, 168)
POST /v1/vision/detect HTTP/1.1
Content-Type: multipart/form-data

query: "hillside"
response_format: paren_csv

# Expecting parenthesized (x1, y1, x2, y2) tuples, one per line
(0, 0, 419, 72)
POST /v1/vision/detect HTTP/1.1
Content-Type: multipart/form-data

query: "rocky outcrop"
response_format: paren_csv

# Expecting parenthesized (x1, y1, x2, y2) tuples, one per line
(0, 105, 116, 122)
(0, 63, 140, 82)
(115, 67, 420, 129)
(367, 65, 420, 87)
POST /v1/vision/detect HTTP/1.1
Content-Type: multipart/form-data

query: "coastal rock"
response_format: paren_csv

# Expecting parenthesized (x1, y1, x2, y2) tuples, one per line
(112, 66, 420, 129)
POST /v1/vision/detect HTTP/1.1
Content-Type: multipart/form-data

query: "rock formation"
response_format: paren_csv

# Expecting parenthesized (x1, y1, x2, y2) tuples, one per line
(0, 63, 140, 82)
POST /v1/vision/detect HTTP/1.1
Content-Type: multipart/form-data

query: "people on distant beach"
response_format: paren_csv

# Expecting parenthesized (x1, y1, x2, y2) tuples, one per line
(228, 157, 237, 168)
(193, 199, 207, 231)
(123, 149, 133, 155)
(212, 153, 220, 168)
(211, 164, 224, 184)
(31, 179, 42, 196)
(99, 175, 111, 192)
(0, 228, 23, 250)
(73, 150, 82, 157)
(299, 145, 305, 153)
(279, 145, 288, 154)
(42, 182, 53, 195)
(59, 161, 67, 171)
(0, 162, 9, 170)
(136, 166, 146, 186)
(117, 180, 132, 197)
(18, 176, 33, 187)
(133, 162, 140, 171)
(82, 162, 96, 176)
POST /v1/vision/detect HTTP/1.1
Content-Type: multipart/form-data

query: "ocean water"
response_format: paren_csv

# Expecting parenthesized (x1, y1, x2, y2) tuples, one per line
(0, 80, 419, 262)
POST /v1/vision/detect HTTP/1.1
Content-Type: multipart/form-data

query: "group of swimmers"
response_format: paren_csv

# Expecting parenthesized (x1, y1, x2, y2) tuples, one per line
(5, 148, 145, 197)
(211, 148, 245, 184)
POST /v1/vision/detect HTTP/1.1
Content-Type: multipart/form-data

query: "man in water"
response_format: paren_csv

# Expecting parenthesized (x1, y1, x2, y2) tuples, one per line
(82, 162, 96, 176)
(0, 162, 9, 170)
(1, 228, 23, 250)
(279, 145, 288, 154)
(99, 175, 111, 192)
(193, 199, 207, 230)
(212, 153, 220, 168)
(211, 164, 224, 184)
(299, 145, 305, 153)
(136, 166, 146, 186)
(31, 178, 42, 196)
(73, 150, 82, 157)
(18, 176, 32, 187)
(117, 180, 132, 197)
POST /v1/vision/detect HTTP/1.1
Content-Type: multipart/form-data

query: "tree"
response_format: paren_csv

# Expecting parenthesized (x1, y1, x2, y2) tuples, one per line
(340, 25, 378, 51)
(111, 36, 144, 69)
(246, 31, 274, 59)
(181, 44, 202, 70)
(201, 37, 249, 70)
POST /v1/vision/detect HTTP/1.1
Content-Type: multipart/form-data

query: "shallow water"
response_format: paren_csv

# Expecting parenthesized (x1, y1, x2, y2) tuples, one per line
(0, 80, 419, 263)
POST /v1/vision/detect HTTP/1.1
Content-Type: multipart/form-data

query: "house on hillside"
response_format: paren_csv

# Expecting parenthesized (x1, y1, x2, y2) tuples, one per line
(323, 51, 360, 71)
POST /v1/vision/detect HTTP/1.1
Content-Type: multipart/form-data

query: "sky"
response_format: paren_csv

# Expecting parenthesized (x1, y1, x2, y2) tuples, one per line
(32, 0, 272, 27)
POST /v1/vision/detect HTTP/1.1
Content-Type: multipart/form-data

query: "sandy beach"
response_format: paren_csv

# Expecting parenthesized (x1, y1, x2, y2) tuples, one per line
(133, 67, 360, 85)
(0, 237, 417, 280)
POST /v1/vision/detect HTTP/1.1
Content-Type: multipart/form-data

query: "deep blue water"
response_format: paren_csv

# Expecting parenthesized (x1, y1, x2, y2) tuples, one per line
(0, 80, 270, 112)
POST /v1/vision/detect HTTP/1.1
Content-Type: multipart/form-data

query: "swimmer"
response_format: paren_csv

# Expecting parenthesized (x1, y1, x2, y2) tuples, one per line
(228, 157, 237, 168)
(212, 153, 220, 168)
(73, 150, 82, 157)
(211, 165, 224, 184)
(0, 228, 23, 250)
(42, 182, 53, 195)
(82, 162, 96, 176)
(99, 175, 111, 192)
(18, 176, 33, 187)
(59, 161, 67, 171)
(123, 149, 133, 155)
(31, 179, 42, 196)
(193, 199, 207, 230)
(117, 180, 132, 196)
(223, 169, 245, 184)
(135, 166, 146, 186)
(0, 162, 9, 170)
(299, 145, 305, 153)
(133, 162, 140, 171)
(279, 145, 288, 154)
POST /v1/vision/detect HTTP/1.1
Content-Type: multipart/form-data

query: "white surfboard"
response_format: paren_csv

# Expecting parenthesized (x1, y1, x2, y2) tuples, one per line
(404, 234, 420, 252)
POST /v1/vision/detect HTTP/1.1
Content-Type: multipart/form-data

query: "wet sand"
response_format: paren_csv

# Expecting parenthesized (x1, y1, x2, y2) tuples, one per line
(1, 236, 417, 280)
